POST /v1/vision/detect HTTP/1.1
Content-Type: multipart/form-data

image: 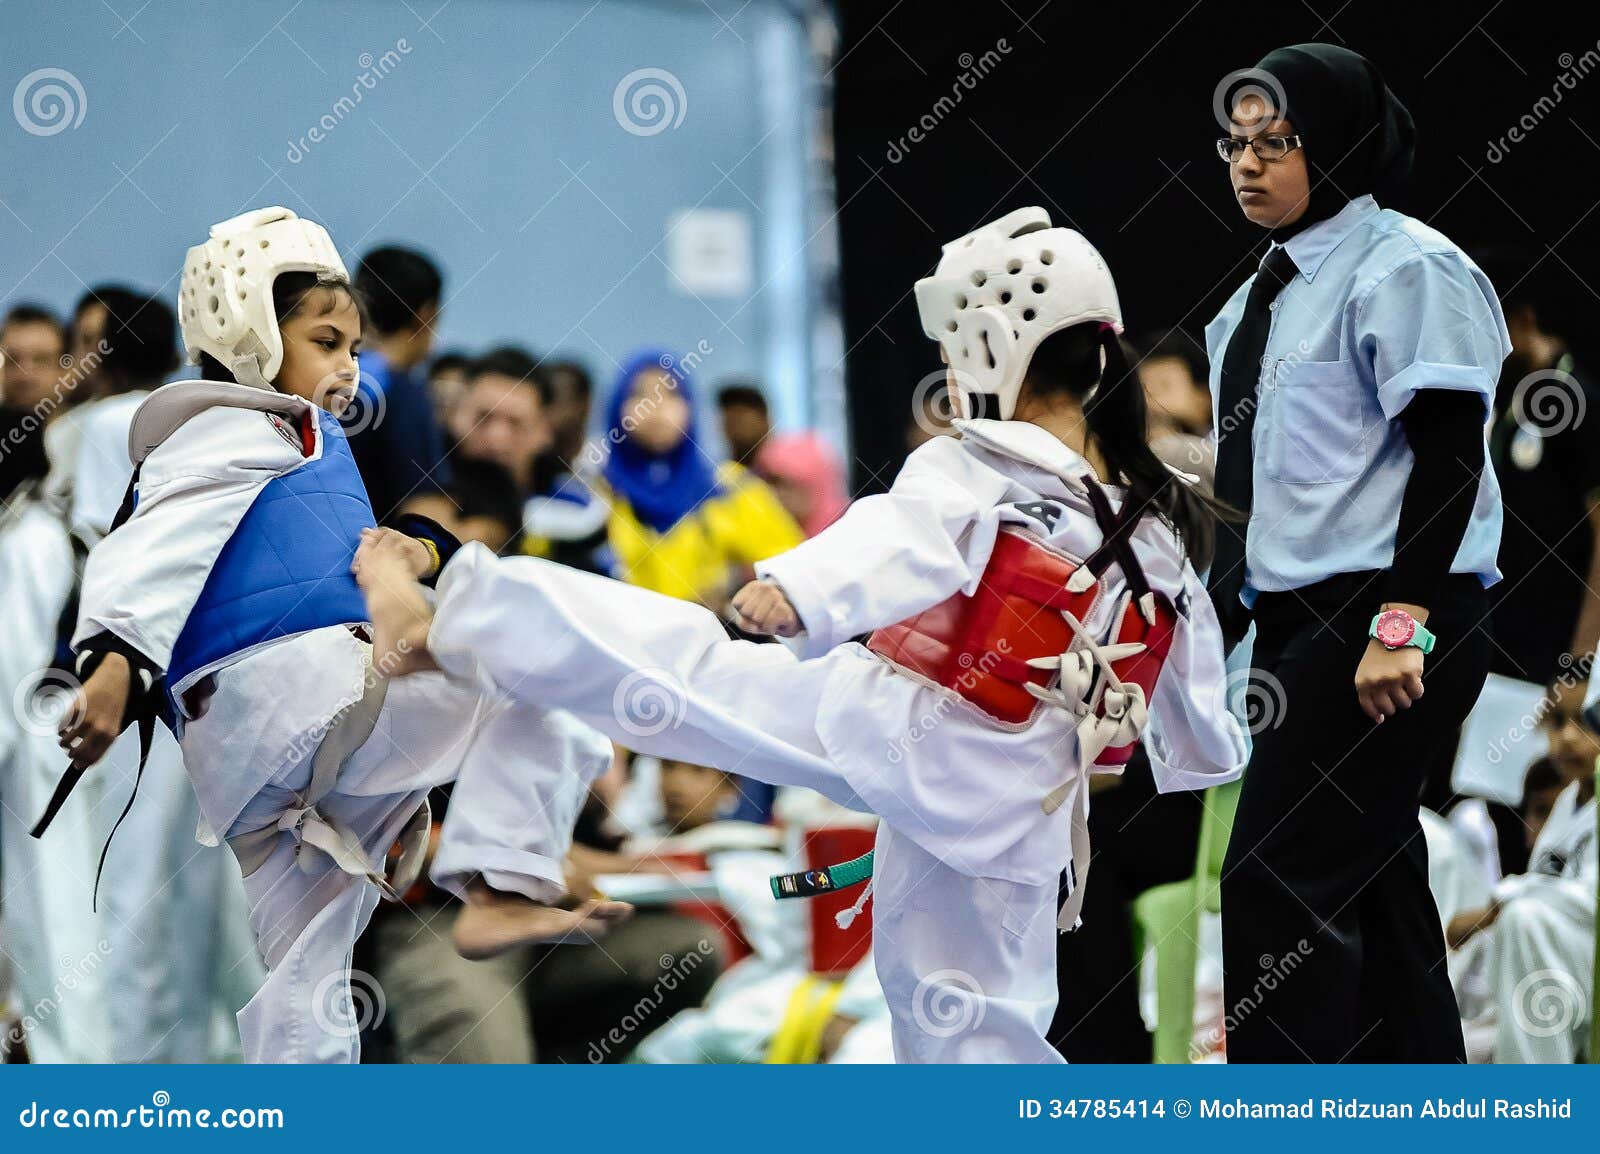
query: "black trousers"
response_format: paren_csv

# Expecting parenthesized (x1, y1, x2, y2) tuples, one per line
(1220, 570, 1489, 1063)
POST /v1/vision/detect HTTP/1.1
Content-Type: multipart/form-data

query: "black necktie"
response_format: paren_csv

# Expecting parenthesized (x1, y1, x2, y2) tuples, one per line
(1206, 246, 1299, 648)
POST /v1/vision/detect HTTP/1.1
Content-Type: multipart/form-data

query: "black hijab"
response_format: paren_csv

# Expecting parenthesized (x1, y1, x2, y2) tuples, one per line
(1227, 44, 1415, 241)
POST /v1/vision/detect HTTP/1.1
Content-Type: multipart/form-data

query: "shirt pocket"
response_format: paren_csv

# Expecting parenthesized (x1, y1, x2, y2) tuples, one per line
(1264, 358, 1369, 485)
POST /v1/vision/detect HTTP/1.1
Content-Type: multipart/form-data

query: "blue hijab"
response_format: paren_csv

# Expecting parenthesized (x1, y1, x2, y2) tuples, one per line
(602, 349, 722, 534)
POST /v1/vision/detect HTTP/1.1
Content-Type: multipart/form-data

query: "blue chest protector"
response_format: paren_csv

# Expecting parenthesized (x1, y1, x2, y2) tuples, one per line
(167, 408, 375, 694)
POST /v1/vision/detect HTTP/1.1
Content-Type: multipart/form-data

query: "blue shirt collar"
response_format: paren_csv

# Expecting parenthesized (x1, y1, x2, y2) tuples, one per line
(1272, 194, 1380, 283)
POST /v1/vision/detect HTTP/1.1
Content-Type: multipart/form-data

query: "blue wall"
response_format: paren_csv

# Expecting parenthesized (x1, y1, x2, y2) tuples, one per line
(0, 0, 817, 431)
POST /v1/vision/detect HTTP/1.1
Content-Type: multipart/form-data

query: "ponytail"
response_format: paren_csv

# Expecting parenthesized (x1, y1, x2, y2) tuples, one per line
(1086, 328, 1232, 569)
(1030, 323, 1234, 571)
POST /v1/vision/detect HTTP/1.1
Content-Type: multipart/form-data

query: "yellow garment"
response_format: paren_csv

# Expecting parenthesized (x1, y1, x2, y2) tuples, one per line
(607, 461, 803, 604)
(765, 975, 846, 1064)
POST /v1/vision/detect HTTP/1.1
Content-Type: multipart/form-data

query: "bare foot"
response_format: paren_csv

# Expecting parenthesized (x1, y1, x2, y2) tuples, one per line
(353, 533, 439, 677)
(452, 885, 634, 960)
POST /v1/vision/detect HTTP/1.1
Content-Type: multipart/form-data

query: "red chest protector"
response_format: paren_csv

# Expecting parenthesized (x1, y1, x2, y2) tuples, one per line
(864, 478, 1178, 762)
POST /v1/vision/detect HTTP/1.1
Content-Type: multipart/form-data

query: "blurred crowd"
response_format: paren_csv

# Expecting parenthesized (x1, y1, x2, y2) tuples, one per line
(0, 237, 1592, 1063)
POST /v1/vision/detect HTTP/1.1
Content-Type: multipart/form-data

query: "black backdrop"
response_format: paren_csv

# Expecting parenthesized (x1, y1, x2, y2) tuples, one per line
(832, 0, 1600, 489)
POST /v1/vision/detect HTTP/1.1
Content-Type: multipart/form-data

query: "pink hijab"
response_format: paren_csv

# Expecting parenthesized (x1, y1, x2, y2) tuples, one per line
(755, 432, 850, 538)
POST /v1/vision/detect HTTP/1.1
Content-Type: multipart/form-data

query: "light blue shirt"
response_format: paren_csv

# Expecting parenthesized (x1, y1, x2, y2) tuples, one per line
(1204, 194, 1509, 604)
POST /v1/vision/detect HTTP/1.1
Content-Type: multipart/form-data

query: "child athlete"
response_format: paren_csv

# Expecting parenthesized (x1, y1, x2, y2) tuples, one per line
(355, 207, 1248, 1062)
(51, 207, 628, 1063)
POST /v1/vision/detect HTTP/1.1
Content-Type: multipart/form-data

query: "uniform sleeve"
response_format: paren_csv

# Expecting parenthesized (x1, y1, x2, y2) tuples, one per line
(70, 403, 136, 541)
(73, 408, 293, 670)
(0, 513, 76, 772)
(1136, 540, 1250, 792)
(1356, 251, 1510, 421)
(754, 436, 1010, 659)
(1492, 870, 1597, 923)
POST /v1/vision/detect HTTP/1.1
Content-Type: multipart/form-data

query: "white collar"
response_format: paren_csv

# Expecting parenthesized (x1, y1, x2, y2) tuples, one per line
(953, 418, 1102, 490)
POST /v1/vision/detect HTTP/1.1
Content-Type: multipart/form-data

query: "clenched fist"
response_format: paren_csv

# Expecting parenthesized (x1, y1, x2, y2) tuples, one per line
(57, 654, 131, 771)
(1354, 640, 1425, 724)
(731, 579, 802, 638)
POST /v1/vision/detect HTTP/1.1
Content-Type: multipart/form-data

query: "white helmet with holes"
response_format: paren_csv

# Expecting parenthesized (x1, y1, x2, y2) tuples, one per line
(178, 207, 349, 390)
(914, 206, 1122, 421)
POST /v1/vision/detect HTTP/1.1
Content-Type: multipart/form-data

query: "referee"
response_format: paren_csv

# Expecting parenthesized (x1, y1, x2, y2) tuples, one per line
(1206, 44, 1508, 1062)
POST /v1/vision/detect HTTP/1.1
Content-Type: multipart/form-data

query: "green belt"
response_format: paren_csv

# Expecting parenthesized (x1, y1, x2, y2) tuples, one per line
(770, 850, 874, 901)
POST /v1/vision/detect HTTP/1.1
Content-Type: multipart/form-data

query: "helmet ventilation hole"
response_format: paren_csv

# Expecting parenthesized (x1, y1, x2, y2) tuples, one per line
(971, 271, 986, 287)
(208, 295, 219, 312)
(1006, 259, 1022, 274)
(955, 294, 967, 309)
(979, 329, 995, 370)
(1031, 278, 1047, 293)
(260, 240, 270, 249)
(945, 320, 957, 333)
(1022, 308, 1036, 321)
(1039, 250, 1054, 265)
(999, 290, 1011, 304)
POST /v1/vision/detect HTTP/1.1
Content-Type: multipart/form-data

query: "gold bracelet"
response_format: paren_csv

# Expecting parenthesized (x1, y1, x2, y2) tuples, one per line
(417, 537, 441, 579)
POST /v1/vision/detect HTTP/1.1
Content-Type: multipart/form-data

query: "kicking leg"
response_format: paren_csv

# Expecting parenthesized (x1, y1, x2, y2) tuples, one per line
(434, 696, 631, 959)
(417, 545, 860, 805)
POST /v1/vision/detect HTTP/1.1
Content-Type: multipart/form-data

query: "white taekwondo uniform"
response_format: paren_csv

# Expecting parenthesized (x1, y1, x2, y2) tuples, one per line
(69, 381, 607, 1063)
(422, 419, 1247, 1062)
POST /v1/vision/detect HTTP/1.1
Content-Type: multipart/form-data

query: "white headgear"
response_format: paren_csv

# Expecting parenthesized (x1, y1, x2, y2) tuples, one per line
(914, 206, 1122, 421)
(179, 207, 349, 390)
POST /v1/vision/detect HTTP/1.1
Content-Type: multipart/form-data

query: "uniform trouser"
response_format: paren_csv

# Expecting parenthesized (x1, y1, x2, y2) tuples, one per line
(227, 672, 603, 1063)
(1220, 571, 1488, 1063)
(428, 548, 1067, 1063)
(3, 724, 261, 1063)
(1487, 889, 1595, 1063)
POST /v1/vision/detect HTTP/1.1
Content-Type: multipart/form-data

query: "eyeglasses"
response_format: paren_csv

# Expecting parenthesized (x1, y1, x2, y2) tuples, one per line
(1216, 134, 1304, 163)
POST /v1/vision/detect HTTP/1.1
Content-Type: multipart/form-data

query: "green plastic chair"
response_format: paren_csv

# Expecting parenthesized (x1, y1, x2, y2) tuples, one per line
(1130, 779, 1242, 1064)
(1590, 795, 1598, 1064)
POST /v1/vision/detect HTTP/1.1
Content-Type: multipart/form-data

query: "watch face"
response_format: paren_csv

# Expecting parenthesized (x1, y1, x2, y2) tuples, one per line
(1375, 610, 1415, 648)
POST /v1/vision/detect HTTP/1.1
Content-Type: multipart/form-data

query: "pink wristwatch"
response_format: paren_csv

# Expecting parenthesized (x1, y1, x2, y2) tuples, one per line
(1369, 609, 1436, 654)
